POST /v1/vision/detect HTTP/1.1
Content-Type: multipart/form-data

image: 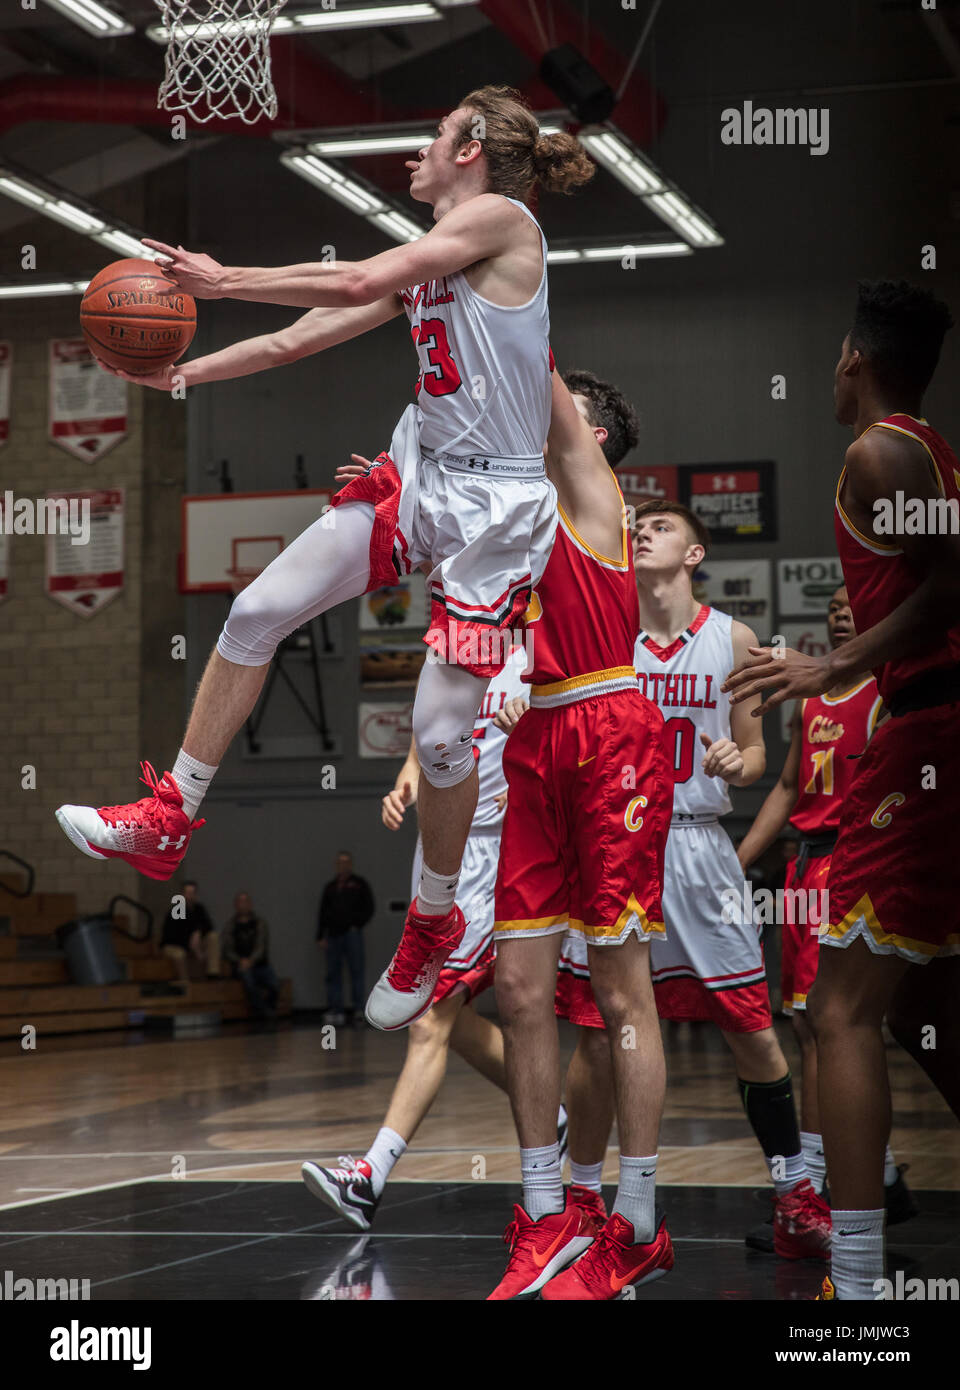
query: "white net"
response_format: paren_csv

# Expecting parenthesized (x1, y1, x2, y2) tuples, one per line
(154, 0, 288, 124)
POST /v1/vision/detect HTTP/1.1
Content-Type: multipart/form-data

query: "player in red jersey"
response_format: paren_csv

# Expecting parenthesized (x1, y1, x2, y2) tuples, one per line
(725, 281, 960, 1299)
(738, 584, 916, 1236)
(488, 370, 674, 1301)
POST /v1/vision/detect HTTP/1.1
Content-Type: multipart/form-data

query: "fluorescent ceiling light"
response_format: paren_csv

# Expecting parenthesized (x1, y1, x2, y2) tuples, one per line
(578, 124, 724, 249)
(0, 281, 89, 299)
(303, 123, 561, 158)
(281, 149, 430, 243)
(0, 167, 155, 261)
(548, 242, 692, 264)
(147, 3, 442, 42)
(41, 0, 133, 37)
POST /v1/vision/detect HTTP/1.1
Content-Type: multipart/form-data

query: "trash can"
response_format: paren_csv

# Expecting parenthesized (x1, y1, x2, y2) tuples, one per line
(57, 895, 153, 987)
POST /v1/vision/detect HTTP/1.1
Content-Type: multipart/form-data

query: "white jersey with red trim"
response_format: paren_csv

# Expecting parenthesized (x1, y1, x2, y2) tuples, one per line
(472, 644, 530, 828)
(634, 605, 734, 819)
(399, 197, 551, 463)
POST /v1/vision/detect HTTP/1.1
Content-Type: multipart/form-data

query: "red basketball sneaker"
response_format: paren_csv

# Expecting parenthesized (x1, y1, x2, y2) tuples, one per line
(55, 761, 203, 882)
(773, 1179, 832, 1261)
(540, 1211, 673, 1301)
(487, 1192, 595, 1301)
(569, 1185, 608, 1236)
(364, 901, 466, 1031)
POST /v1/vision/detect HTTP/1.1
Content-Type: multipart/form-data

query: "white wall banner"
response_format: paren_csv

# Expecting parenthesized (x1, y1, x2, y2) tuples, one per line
(777, 556, 844, 616)
(358, 701, 414, 759)
(692, 558, 773, 631)
(46, 488, 124, 618)
(49, 339, 128, 462)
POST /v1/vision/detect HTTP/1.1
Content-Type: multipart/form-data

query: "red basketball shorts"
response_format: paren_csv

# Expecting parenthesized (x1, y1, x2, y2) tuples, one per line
(494, 684, 671, 946)
(824, 703, 960, 964)
(780, 851, 831, 1011)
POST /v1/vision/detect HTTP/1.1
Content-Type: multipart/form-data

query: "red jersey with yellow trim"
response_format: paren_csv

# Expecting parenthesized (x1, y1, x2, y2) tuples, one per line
(790, 677, 883, 836)
(835, 413, 960, 701)
(524, 492, 639, 685)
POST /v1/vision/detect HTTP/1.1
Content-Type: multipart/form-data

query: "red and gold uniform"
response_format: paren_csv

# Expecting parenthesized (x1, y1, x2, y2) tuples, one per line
(493, 495, 671, 949)
(828, 413, 960, 962)
(781, 678, 883, 1010)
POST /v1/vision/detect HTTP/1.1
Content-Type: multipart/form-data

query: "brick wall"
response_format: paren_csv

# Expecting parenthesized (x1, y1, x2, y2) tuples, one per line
(0, 169, 187, 919)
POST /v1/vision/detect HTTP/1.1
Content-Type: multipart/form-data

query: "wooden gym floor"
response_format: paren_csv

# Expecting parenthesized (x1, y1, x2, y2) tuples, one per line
(0, 1016, 957, 1299)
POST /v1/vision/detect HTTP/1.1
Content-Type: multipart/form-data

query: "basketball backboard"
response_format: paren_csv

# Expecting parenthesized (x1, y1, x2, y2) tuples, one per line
(180, 489, 333, 592)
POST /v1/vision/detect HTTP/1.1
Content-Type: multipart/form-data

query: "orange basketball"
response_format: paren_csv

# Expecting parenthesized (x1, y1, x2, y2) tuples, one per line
(80, 258, 196, 374)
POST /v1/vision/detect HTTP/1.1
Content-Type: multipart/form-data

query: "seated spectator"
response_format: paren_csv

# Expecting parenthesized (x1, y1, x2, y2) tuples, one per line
(160, 879, 221, 981)
(223, 891, 279, 1019)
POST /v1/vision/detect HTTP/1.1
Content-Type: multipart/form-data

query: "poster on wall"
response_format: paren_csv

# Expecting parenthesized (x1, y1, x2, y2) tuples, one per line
(679, 461, 777, 543)
(775, 620, 831, 740)
(359, 701, 414, 759)
(49, 339, 127, 462)
(692, 558, 773, 632)
(46, 488, 124, 618)
(359, 574, 429, 688)
(0, 342, 11, 447)
(777, 556, 845, 616)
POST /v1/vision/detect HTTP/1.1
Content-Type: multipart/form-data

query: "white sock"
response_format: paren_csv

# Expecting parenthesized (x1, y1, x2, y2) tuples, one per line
(801, 1131, 827, 1195)
(171, 749, 218, 820)
(613, 1154, 657, 1243)
(883, 1145, 898, 1187)
(830, 1208, 885, 1299)
(417, 861, 460, 917)
(521, 1143, 564, 1220)
(569, 1160, 604, 1194)
(768, 1149, 807, 1197)
(363, 1126, 406, 1198)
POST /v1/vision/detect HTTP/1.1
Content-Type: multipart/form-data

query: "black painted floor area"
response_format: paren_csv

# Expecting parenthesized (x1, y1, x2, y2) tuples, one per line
(0, 1180, 957, 1301)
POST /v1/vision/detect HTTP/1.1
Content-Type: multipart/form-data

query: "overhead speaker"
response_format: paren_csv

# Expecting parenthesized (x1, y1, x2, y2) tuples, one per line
(539, 44, 616, 125)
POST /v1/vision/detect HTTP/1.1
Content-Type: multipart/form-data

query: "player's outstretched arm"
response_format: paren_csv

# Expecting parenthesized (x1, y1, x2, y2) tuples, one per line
(723, 429, 960, 713)
(736, 707, 802, 871)
(545, 370, 624, 555)
(98, 297, 404, 390)
(143, 196, 520, 309)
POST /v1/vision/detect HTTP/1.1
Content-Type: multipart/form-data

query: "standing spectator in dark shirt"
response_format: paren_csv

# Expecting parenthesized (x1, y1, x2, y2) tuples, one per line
(317, 852, 374, 1024)
(160, 879, 221, 980)
(223, 892, 279, 1019)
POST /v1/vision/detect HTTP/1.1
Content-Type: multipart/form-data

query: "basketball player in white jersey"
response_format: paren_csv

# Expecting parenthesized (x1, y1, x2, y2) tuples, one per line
(302, 644, 609, 1231)
(539, 499, 831, 1259)
(54, 86, 594, 1032)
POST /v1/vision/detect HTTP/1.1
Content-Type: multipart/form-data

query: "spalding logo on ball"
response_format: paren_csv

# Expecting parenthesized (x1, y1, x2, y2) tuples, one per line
(80, 258, 197, 375)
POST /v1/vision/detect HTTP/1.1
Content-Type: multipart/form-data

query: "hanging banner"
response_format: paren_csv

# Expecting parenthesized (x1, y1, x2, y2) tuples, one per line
(0, 342, 11, 446)
(49, 339, 128, 462)
(777, 556, 845, 616)
(46, 488, 124, 618)
(680, 461, 777, 542)
(358, 701, 414, 758)
(691, 558, 773, 631)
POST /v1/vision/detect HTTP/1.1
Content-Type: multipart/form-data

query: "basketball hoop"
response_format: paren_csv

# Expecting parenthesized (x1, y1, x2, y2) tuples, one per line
(226, 565, 262, 595)
(153, 0, 288, 124)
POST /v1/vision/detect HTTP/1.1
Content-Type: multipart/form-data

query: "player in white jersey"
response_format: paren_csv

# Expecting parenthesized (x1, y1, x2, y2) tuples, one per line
(302, 645, 607, 1231)
(554, 499, 832, 1260)
(54, 86, 594, 1034)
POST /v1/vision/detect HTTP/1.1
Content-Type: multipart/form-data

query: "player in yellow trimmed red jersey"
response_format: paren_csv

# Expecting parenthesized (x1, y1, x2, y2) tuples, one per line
(737, 584, 916, 1242)
(725, 280, 960, 1300)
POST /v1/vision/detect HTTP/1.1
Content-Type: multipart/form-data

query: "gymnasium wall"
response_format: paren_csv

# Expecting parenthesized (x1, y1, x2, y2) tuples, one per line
(176, 71, 960, 1007)
(0, 166, 189, 923)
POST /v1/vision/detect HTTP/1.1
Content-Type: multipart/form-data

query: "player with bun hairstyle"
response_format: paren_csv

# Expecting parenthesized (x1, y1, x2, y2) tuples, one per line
(57, 86, 598, 1038)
